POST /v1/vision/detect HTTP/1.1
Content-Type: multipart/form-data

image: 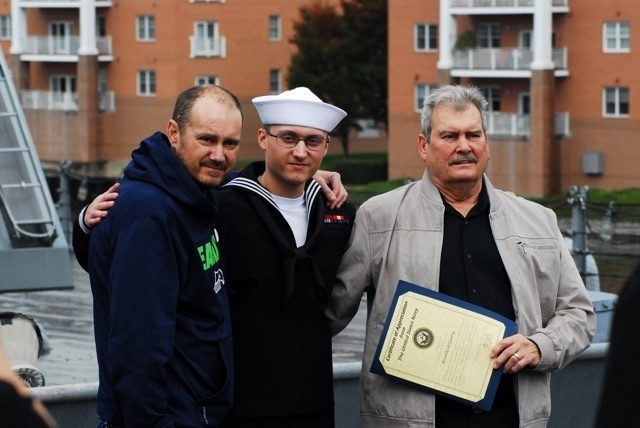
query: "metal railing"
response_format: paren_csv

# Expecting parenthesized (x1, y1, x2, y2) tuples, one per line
(21, 90, 115, 112)
(19, 0, 113, 5)
(189, 36, 226, 59)
(450, 0, 568, 7)
(20, 36, 112, 57)
(485, 111, 569, 137)
(452, 47, 567, 71)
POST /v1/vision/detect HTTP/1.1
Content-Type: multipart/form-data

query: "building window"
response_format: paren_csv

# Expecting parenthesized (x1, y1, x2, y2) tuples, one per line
(49, 21, 74, 54)
(269, 69, 281, 94)
(96, 16, 107, 37)
(137, 15, 156, 41)
(0, 15, 11, 40)
(480, 86, 501, 112)
(518, 92, 530, 115)
(415, 84, 437, 112)
(137, 70, 156, 96)
(194, 21, 220, 56)
(478, 23, 501, 48)
(603, 21, 630, 53)
(98, 68, 108, 93)
(269, 15, 281, 41)
(603, 87, 629, 117)
(195, 75, 220, 86)
(415, 23, 437, 52)
(50, 75, 77, 110)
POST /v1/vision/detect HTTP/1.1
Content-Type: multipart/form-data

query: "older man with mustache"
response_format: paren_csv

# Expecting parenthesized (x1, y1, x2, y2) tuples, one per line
(326, 84, 595, 428)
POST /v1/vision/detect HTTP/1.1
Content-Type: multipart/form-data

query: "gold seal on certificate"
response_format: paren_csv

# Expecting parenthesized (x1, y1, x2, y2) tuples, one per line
(371, 280, 517, 411)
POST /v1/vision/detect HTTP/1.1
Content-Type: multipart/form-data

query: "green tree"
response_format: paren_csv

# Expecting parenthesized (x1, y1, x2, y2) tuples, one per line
(288, 0, 388, 157)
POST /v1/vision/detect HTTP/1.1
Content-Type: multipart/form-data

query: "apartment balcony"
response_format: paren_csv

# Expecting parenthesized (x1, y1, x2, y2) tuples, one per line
(21, 90, 115, 112)
(450, 0, 569, 14)
(18, 0, 113, 8)
(189, 36, 226, 59)
(486, 112, 570, 138)
(451, 47, 568, 78)
(19, 36, 113, 62)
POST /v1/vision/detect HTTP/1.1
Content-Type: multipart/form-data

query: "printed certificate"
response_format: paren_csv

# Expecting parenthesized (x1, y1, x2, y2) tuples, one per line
(370, 280, 517, 411)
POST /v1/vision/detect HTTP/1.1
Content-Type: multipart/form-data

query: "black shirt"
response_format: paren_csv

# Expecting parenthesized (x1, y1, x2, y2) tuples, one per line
(436, 184, 519, 428)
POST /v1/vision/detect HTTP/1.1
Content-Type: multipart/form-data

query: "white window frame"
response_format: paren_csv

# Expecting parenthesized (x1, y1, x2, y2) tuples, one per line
(603, 21, 630, 53)
(518, 92, 531, 116)
(137, 70, 156, 96)
(519, 30, 532, 51)
(98, 68, 108, 93)
(269, 15, 281, 41)
(195, 75, 220, 86)
(414, 83, 437, 112)
(136, 15, 156, 42)
(414, 23, 437, 52)
(603, 87, 629, 117)
(519, 29, 556, 50)
(477, 23, 501, 49)
(96, 15, 107, 37)
(50, 75, 77, 109)
(269, 69, 281, 94)
(49, 21, 74, 54)
(0, 15, 11, 40)
(479, 86, 501, 112)
(50, 75, 76, 93)
(194, 21, 220, 56)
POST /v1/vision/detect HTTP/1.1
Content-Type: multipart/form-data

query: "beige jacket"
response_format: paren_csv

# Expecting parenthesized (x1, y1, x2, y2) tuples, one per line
(327, 171, 596, 428)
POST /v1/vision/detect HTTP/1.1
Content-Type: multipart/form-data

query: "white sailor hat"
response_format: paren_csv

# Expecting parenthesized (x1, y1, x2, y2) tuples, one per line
(252, 87, 347, 132)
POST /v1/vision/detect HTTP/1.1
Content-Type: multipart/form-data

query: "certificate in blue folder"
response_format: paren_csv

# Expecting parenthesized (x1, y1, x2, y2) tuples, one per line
(370, 280, 517, 411)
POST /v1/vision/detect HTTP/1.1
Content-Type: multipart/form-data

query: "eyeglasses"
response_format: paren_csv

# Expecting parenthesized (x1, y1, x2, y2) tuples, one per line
(264, 129, 329, 151)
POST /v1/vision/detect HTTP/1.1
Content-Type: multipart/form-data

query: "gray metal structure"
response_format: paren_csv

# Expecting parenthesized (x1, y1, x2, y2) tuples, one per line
(0, 48, 73, 292)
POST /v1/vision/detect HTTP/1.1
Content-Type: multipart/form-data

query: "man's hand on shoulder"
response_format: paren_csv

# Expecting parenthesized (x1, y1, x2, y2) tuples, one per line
(314, 170, 348, 209)
(83, 182, 120, 229)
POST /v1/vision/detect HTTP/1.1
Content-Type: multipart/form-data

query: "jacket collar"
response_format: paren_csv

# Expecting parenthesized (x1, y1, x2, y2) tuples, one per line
(418, 169, 502, 214)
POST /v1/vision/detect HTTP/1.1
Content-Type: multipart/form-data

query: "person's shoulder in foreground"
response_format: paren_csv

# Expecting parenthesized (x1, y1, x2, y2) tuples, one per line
(0, 342, 57, 428)
(595, 260, 640, 427)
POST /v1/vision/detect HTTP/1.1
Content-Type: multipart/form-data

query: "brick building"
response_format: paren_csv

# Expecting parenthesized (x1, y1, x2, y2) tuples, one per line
(2, 0, 638, 196)
(0, 0, 385, 179)
(389, 0, 640, 196)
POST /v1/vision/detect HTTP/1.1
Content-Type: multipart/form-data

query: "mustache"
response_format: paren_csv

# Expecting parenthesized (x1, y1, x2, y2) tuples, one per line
(449, 153, 477, 165)
(201, 160, 227, 170)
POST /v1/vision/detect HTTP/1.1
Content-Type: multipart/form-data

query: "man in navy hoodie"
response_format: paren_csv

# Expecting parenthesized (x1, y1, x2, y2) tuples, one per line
(88, 84, 242, 427)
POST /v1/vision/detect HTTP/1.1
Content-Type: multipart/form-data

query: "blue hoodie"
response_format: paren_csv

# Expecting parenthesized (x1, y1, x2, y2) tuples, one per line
(89, 132, 233, 427)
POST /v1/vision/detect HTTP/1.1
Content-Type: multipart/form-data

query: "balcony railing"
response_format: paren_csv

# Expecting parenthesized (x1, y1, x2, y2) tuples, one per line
(19, 0, 113, 6)
(21, 36, 112, 57)
(452, 47, 567, 71)
(189, 36, 226, 58)
(21, 90, 115, 112)
(450, 0, 568, 7)
(486, 112, 570, 137)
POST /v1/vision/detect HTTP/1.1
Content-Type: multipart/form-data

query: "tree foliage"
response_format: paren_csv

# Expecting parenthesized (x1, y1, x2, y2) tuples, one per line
(288, 0, 388, 156)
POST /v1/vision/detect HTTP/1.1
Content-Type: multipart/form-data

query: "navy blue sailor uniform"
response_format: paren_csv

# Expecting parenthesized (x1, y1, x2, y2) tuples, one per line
(215, 161, 356, 421)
